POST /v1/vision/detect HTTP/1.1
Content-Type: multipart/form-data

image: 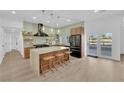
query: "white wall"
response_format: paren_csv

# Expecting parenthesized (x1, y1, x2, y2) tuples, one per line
(59, 22, 84, 45)
(121, 16, 124, 54)
(3, 31, 11, 53)
(0, 26, 5, 63)
(23, 21, 38, 34)
(122, 28, 124, 54)
(23, 22, 58, 45)
(85, 14, 123, 61)
(0, 18, 23, 28)
(23, 21, 57, 35)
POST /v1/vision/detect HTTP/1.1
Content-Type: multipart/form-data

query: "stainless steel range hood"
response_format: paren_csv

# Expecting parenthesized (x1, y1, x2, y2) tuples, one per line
(34, 24, 48, 37)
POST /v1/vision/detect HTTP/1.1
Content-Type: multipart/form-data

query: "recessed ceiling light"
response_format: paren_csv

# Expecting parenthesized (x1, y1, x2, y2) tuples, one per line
(94, 10, 99, 13)
(33, 17, 37, 19)
(11, 11, 16, 14)
(46, 21, 50, 23)
(67, 19, 71, 22)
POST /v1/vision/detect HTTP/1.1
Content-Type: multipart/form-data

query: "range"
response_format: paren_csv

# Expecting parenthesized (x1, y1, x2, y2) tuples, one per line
(33, 44, 50, 48)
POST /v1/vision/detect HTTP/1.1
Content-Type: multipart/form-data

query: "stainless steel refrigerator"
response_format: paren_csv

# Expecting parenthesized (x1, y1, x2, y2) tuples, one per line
(69, 35, 81, 58)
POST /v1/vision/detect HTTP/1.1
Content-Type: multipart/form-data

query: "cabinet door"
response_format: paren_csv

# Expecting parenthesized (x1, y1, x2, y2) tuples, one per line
(24, 47, 34, 59)
(71, 28, 75, 35)
(24, 48, 30, 59)
(71, 27, 84, 35)
(76, 27, 84, 34)
(80, 27, 84, 34)
(76, 28, 80, 34)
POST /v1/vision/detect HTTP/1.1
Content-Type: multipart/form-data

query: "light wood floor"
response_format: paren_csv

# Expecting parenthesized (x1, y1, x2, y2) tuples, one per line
(0, 50, 124, 82)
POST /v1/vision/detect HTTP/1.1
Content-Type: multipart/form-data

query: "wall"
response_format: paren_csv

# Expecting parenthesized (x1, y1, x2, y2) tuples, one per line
(59, 22, 84, 45)
(121, 16, 124, 54)
(3, 31, 11, 53)
(122, 28, 124, 54)
(23, 22, 58, 45)
(23, 21, 57, 35)
(85, 14, 123, 61)
(23, 21, 38, 34)
(0, 26, 5, 63)
(0, 17, 23, 28)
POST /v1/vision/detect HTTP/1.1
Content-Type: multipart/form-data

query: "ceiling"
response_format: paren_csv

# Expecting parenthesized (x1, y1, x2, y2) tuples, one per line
(0, 10, 123, 28)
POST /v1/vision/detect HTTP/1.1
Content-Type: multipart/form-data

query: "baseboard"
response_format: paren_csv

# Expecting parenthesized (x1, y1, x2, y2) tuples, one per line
(87, 55, 98, 58)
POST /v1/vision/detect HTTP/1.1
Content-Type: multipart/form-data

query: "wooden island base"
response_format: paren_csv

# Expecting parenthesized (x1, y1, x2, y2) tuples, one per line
(30, 46, 70, 76)
(40, 49, 69, 74)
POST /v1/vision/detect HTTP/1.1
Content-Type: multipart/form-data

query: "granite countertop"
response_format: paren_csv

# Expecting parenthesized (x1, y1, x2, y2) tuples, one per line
(30, 46, 69, 55)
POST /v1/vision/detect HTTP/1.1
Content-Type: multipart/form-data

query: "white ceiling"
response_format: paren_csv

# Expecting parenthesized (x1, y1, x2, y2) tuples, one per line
(0, 10, 123, 28)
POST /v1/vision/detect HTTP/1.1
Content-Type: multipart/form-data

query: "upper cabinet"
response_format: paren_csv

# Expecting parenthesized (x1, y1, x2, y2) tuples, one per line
(71, 27, 84, 35)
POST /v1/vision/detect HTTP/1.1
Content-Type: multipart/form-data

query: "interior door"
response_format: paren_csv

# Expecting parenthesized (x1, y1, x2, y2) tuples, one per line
(11, 32, 18, 50)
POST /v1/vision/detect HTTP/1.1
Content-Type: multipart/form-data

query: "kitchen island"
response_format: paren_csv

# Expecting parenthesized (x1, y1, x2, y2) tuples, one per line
(30, 46, 70, 76)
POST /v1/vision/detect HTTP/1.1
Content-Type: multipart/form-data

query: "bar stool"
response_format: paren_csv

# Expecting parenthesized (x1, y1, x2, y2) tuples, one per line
(64, 51, 71, 64)
(41, 56, 55, 75)
(52, 56, 58, 71)
(55, 53, 65, 67)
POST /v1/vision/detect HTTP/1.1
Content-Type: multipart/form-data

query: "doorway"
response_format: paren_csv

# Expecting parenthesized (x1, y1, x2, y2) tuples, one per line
(11, 32, 18, 50)
(87, 32, 112, 59)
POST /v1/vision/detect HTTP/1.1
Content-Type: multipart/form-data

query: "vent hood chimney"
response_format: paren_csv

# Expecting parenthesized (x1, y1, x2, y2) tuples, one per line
(34, 24, 48, 37)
